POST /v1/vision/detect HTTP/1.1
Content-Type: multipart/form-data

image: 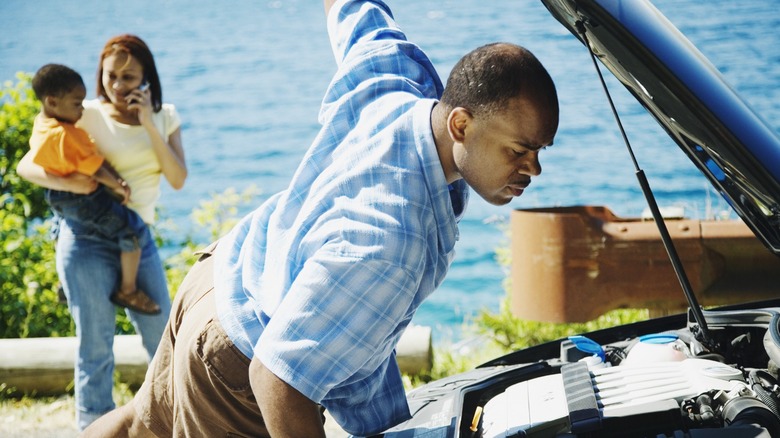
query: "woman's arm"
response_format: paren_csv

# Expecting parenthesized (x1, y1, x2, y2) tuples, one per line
(132, 104, 187, 190)
(142, 123, 187, 190)
(16, 151, 98, 194)
(128, 88, 187, 190)
(157, 126, 187, 189)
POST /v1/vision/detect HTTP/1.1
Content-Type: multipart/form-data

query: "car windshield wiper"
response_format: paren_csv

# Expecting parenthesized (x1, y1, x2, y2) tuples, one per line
(575, 20, 718, 351)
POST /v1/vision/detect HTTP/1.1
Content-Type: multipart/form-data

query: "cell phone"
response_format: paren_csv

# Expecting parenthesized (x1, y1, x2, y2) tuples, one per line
(129, 80, 150, 105)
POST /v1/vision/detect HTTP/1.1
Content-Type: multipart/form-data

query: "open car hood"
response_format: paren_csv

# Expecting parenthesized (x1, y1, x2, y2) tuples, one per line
(541, 0, 780, 255)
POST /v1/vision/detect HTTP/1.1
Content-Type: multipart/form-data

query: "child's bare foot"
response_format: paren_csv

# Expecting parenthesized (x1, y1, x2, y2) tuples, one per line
(110, 288, 161, 314)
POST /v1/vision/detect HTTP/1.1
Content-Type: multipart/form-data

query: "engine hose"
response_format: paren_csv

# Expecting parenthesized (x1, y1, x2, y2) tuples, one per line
(750, 370, 780, 422)
(750, 369, 779, 389)
(693, 353, 726, 363)
(694, 394, 717, 425)
(766, 312, 780, 367)
(722, 396, 780, 438)
(681, 394, 719, 426)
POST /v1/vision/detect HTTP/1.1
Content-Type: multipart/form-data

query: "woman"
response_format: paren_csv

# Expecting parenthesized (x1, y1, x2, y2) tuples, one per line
(17, 34, 187, 430)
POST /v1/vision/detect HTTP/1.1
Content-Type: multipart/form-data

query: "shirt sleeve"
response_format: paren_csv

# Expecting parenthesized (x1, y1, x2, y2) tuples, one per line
(327, 0, 402, 66)
(321, 0, 442, 126)
(255, 223, 427, 393)
(32, 125, 104, 176)
(65, 126, 105, 176)
(255, 231, 424, 433)
(160, 103, 181, 139)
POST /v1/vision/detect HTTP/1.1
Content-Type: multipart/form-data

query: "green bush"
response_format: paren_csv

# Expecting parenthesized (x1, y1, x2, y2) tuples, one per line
(0, 74, 69, 338)
(0, 184, 260, 339)
(0, 205, 70, 338)
(1, 73, 48, 221)
(473, 297, 648, 351)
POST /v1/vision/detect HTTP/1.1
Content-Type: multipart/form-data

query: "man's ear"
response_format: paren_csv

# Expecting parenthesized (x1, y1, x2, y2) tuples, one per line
(447, 107, 472, 143)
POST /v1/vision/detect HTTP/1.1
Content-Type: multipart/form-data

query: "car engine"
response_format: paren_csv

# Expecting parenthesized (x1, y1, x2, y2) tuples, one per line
(472, 310, 780, 437)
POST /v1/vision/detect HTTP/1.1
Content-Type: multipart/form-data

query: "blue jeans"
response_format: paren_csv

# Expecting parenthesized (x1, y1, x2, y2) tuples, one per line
(46, 186, 145, 252)
(54, 216, 172, 430)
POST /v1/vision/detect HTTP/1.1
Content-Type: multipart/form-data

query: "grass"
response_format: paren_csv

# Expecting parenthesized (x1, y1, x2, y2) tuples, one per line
(0, 376, 135, 437)
(0, 338, 504, 437)
(0, 394, 77, 437)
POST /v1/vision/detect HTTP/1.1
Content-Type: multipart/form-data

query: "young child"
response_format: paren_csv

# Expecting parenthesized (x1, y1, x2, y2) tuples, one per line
(28, 63, 160, 315)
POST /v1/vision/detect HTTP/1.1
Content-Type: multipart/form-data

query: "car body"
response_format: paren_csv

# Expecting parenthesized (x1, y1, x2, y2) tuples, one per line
(380, 0, 780, 437)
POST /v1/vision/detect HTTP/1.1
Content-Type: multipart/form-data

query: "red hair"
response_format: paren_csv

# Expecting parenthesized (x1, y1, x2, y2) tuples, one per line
(96, 34, 162, 111)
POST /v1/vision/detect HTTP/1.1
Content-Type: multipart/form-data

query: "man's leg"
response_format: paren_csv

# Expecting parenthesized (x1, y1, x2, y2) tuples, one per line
(82, 241, 218, 437)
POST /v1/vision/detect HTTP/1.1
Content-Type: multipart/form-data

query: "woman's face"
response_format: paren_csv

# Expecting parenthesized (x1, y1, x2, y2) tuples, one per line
(101, 52, 145, 110)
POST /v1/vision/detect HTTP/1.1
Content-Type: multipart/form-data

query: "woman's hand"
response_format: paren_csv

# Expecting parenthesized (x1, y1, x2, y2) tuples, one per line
(126, 85, 153, 125)
(119, 79, 187, 190)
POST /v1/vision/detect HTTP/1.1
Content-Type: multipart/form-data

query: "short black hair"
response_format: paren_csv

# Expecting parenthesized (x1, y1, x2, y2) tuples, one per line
(31, 64, 85, 101)
(440, 43, 558, 119)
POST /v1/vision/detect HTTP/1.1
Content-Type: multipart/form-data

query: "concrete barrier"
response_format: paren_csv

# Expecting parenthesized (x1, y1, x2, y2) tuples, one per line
(0, 324, 432, 396)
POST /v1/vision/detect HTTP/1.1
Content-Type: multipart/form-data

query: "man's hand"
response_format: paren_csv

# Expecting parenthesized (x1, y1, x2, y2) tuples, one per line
(249, 356, 326, 438)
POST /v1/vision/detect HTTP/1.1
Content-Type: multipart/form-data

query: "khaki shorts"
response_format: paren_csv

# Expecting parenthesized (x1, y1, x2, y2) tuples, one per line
(134, 241, 271, 437)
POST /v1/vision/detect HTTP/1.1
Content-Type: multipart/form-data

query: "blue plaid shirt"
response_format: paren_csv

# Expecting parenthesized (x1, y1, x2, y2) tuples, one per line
(214, 0, 469, 434)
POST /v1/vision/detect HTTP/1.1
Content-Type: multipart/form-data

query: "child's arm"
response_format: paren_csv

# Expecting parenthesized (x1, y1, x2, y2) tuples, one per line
(93, 162, 131, 205)
(17, 150, 98, 194)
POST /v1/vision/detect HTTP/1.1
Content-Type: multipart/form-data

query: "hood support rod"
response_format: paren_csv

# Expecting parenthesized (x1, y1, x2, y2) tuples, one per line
(575, 20, 716, 351)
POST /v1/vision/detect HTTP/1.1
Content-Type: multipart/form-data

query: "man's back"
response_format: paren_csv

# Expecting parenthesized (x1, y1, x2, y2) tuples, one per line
(214, 1, 469, 433)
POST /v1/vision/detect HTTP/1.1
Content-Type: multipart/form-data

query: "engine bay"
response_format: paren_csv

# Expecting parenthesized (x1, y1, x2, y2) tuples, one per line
(465, 309, 780, 437)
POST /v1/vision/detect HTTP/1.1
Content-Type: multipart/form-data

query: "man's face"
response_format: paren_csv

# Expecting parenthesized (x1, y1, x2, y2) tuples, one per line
(452, 96, 556, 206)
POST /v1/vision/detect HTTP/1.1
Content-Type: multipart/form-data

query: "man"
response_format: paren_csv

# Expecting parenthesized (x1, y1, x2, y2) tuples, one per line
(84, 0, 558, 436)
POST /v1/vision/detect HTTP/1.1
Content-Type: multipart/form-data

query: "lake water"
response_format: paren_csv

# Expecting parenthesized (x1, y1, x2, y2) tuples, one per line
(2, 0, 779, 343)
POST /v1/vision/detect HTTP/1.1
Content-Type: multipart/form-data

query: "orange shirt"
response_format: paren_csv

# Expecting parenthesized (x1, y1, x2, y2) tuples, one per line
(29, 114, 104, 177)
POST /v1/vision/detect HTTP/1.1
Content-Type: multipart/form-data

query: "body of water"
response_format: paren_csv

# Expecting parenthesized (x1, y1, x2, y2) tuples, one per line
(2, 0, 779, 342)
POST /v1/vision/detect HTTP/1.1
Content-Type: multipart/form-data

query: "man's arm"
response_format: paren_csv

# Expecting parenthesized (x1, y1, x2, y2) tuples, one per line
(249, 356, 326, 438)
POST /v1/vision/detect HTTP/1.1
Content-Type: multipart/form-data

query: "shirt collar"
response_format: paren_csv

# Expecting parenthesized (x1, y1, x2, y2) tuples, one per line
(413, 98, 468, 249)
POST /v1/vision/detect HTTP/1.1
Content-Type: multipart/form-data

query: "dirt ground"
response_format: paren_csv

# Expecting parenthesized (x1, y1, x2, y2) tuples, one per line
(0, 395, 78, 438)
(0, 395, 348, 437)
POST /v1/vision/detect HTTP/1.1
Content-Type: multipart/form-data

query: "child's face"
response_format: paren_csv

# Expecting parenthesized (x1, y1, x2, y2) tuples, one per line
(46, 84, 87, 124)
